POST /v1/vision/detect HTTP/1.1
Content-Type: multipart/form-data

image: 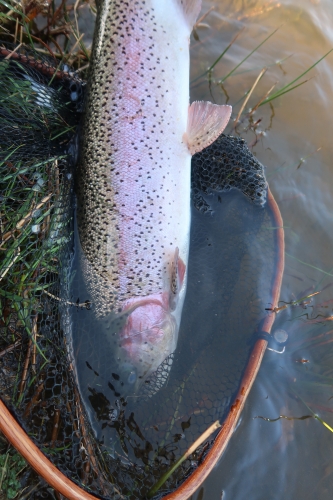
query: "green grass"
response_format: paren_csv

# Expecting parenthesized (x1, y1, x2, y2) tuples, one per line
(0, 0, 85, 368)
(0, 1, 89, 495)
(0, 450, 26, 499)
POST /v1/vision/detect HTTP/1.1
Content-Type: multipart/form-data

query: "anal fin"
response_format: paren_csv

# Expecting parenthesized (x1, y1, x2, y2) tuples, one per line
(183, 101, 232, 155)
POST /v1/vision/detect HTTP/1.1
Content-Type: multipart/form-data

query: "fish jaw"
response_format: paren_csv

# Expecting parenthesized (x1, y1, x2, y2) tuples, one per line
(114, 293, 177, 391)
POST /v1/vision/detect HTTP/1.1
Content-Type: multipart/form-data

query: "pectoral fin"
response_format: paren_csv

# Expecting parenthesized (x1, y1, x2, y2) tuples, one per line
(183, 101, 232, 155)
(170, 247, 186, 311)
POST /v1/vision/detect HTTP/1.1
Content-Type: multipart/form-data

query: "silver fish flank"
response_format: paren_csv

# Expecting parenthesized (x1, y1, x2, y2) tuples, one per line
(76, 0, 232, 390)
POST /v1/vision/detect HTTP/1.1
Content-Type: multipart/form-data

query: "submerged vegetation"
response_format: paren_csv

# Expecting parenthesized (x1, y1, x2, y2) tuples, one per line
(0, 0, 333, 498)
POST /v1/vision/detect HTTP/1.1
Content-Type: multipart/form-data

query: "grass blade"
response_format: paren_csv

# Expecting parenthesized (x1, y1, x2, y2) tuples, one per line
(259, 79, 310, 105)
(291, 388, 333, 433)
(233, 68, 266, 126)
(219, 26, 281, 84)
(147, 420, 221, 498)
(250, 82, 277, 112)
(285, 252, 333, 277)
(232, 54, 293, 77)
(191, 28, 245, 85)
(260, 47, 333, 105)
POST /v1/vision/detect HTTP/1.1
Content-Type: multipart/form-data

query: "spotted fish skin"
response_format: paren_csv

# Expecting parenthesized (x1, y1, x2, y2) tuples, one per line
(77, 0, 231, 388)
(78, 0, 193, 304)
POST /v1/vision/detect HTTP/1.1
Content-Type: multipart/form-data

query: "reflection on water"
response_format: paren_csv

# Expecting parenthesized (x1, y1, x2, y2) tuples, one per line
(189, 0, 333, 499)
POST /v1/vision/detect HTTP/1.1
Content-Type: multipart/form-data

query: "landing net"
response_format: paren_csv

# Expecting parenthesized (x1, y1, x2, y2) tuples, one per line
(0, 44, 284, 499)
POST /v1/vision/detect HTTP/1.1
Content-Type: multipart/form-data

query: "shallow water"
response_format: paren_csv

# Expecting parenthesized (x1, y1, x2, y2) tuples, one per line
(188, 1, 333, 499)
(71, 0, 333, 498)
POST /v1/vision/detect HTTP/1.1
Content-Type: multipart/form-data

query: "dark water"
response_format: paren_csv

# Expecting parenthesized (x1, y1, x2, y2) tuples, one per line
(188, 1, 333, 499)
(72, 0, 333, 498)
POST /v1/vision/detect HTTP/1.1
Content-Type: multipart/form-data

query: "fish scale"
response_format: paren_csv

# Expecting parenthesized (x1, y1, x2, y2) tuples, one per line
(69, 142, 275, 498)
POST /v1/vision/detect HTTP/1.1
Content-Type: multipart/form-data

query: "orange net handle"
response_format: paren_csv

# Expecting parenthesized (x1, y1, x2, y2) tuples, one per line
(0, 187, 284, 500)
(0, 399, 98, 500)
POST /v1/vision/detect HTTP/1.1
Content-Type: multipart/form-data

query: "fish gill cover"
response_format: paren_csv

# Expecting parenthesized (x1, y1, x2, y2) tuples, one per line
(0, 7, 282, 500)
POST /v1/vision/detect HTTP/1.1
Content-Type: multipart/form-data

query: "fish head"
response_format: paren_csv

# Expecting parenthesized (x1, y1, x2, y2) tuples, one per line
(113, 294, 178, 393)
(107, 248, 187, 395)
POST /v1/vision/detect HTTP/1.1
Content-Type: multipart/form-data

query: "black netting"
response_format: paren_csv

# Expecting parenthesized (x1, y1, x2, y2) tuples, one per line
(191, 133, 267, 213)
(0, 42, 83, 165)
(1, 45, 278, 499)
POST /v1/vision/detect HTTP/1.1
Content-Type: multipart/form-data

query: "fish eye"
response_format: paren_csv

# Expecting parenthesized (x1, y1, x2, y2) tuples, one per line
(127, 371, 137, 384)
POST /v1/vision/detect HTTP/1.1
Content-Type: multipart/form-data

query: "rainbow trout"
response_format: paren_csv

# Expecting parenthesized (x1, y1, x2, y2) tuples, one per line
(77, 0, 231, 391)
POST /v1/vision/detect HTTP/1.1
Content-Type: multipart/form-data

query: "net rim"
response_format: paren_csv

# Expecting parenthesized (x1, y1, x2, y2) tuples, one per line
(0, 187, 285, 500)
(0, 45, 81, 84)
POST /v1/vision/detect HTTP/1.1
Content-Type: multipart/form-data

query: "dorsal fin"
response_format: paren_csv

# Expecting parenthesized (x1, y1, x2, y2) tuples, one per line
(175, 0, 202, 29)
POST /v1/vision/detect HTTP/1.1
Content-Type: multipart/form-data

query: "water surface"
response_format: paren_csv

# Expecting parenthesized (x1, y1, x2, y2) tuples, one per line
(190, 1, 333, 499)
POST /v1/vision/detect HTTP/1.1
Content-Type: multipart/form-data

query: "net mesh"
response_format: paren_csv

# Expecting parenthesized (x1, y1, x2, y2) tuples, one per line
(191, 133, 267, 211)
(0, 45, 279, 499)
